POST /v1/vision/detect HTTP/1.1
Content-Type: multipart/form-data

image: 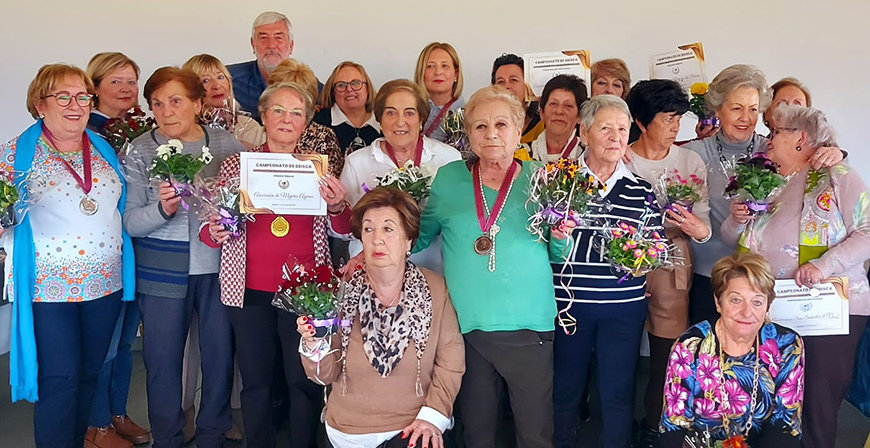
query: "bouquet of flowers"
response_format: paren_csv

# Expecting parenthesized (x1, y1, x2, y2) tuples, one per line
(196, 176, 249, 239)
(272, 256, 347, 337)
(526, 158, 606, 240)
(0, 177, 19, 228)
(723, 152, 787, 217)
(148, 139, 213, 206)
(364, 161, 435, 202)
(0, 170, 48, 229)
(655, 169, 705, 214)
(103, 107, 155, 153)
(596, 210, 677, 283)
(689, 82, 719, 128)
(441, 108, 470, 156)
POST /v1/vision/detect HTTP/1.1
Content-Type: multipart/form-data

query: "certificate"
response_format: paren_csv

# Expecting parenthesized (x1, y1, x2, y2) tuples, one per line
(238, 152, 328, 216)
(649, 42, 708, 92)
(769, 278, 850, 336)
(524, 50, 591, 99)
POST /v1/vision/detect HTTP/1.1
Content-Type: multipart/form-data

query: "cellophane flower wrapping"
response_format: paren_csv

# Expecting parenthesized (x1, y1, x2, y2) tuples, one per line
(195, 176, 248, 239)
(272, 255, 346, 337)
(594, 209, 678, 283)
(199, 98, 256, 136)
(0, 170, 45, 229)
(121, 139, 213, 211)
(103, 107, 155, 154)
(722, 152, 787, 217)
(654, 168, 706, 214)
(367, 160, 435, 202)
(441, 108, 472, 158)
(526, 158, 607, 241)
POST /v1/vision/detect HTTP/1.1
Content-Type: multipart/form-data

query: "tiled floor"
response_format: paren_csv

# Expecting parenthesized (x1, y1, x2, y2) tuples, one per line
(1, 352, 868, 447)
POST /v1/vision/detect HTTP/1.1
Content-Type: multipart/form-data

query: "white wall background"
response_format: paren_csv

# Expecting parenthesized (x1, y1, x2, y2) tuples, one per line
(1, 0, 867, 178)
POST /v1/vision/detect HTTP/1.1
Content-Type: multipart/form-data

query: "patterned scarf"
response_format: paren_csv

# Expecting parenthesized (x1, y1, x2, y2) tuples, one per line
(338, 261, 432, 395)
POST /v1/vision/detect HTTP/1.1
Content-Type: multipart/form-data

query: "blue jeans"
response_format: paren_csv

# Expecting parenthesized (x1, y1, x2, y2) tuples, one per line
(89, 300, 141, 427)
(32, 291, 123, 448)
(139, 274, 233, 448)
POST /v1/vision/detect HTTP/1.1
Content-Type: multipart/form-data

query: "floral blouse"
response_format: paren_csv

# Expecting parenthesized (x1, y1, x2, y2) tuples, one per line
(659, 320, 804, 446)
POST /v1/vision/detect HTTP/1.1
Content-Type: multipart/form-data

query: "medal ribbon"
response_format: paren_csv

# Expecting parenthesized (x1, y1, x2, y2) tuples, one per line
(423, 97, 458, 137)
(383, 137, 424, 168)
(560, 134, 579, 159)
(473, 160, 518, 233)
(43, 125, 92, 194)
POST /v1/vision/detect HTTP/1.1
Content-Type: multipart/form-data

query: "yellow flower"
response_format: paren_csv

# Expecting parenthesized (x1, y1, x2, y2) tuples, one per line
(557, 159, 566, 170)
(691, 83, 708, 96)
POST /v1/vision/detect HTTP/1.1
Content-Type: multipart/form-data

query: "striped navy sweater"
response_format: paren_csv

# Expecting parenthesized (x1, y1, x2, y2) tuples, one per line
(553, 174, 663, 319)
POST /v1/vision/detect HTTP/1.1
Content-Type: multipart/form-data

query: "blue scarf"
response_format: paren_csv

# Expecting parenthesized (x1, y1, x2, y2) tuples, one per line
(9, 120, 136, 402)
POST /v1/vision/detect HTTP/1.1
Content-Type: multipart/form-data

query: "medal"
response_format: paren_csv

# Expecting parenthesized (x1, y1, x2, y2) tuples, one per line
(271, 216, 289, 237)
(79, 196, 99, 215)
(473, 235, 493, 255)
(42, 125, 94, 216)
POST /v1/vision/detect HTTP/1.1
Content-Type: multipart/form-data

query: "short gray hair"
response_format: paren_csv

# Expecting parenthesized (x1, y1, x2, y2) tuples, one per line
(251, 11, 294, 41)
(705, 64, 772, 113)
(580, 94, 631, 130)
(258, 82, 314, 125)
(773, 104, 837, 149)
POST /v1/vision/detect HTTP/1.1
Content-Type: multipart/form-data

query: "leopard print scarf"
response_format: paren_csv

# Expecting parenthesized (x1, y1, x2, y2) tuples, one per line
(339, 261, 432, 395)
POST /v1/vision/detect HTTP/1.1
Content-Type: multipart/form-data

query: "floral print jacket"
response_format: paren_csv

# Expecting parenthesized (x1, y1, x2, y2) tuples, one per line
(659, 320, 804, 446)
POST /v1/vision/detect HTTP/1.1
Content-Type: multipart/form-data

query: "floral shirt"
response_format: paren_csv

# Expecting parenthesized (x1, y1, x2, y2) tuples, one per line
(1, 136, 124, 302)
(660, 320, 804, 445)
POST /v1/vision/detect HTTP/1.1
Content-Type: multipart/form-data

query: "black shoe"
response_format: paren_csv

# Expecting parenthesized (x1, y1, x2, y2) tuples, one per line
(578, 392, 591, 423)
(633, 420, 658, 448)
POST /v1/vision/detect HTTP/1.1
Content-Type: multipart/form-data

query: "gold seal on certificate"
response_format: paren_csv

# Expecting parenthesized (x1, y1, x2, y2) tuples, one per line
(769, 277, 850, 336)
(238, 152, 328, 216)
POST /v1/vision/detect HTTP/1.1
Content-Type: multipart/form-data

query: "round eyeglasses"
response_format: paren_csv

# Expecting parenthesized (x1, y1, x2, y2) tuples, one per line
(43, 92, 94, 108)
(334, 80, 366, 93)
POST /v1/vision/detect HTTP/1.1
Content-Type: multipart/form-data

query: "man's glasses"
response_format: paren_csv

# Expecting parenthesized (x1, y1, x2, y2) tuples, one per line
(334, 80, 366, 93)
(43, 92, 94, 107)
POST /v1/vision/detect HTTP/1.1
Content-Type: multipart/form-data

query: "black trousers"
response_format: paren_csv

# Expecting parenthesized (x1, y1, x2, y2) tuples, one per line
(802, 315, 869, 448)
(688, 274, 719, 326)
(227, 288, 321, 448)
(457, 330, 554, 448)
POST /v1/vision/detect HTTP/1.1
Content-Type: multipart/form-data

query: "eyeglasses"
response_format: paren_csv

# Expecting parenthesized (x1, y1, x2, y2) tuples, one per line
(42, 91, 94, 107)
(334, 80, 366, 93)
(772, 127, 798, 136)
(268, 105, 305, 119)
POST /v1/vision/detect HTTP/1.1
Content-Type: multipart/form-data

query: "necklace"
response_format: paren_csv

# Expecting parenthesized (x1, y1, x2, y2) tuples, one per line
(717, 329, 760, 445)
(716, 134, 755, 174)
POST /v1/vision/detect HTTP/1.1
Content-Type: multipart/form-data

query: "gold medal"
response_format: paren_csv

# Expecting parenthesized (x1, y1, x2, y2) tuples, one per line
(271, 216, 289, 237)
(473, 235, 493, 255)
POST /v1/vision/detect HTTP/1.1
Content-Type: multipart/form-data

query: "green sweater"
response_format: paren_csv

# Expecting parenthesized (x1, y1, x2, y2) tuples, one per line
(415, 160, 569, 333)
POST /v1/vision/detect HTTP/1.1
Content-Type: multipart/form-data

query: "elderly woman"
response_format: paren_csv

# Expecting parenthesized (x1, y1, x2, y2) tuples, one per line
(414, 42, 465, 143)
(590, 58, 631, 99)
(123, 67, 245, 448)
(83, 52, 152, 448)
(490, 53, 544, 144)
(314, 61, 382, 154)
(660, 253, 805, 447)
(1, 64, 134, 448)
(183, 54, 266, 148)
(415, 85, 572, 448)
(202, 82, 349, 448)
(552, 95, 662, 448)
(293, 187, 464, 448)
(762, 77, 812, 132)
(721, 105, 870, 448)
(86, 52, 141, 140)
(516, 74, 587, 162)
(269, 58, 344, 175)
(340, 79, 461, 274)
(683, 64, 843, 327)
(623, 79, 711, 446)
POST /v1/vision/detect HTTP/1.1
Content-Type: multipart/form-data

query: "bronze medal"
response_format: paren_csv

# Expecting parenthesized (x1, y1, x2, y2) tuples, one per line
(474, 234, 493, 255)
(271, 216, 289, 237)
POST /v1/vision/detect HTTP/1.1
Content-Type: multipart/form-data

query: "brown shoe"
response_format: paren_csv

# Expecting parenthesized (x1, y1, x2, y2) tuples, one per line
(183, 405, 196, 444)
(85, 426, 134, 448)
(111, 415, 152, 445)
(224, 407, 245, 441)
